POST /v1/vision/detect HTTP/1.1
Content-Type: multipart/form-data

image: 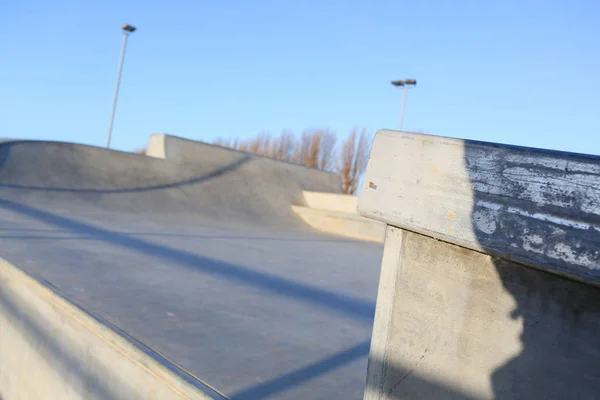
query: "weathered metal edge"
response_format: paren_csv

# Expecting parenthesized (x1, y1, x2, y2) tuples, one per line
(358, 129, 600, 286)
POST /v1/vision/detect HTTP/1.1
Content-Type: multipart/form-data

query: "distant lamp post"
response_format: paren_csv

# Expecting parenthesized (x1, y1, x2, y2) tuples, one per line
(391, 79, 417, 130)
(106, 24, 137, 149)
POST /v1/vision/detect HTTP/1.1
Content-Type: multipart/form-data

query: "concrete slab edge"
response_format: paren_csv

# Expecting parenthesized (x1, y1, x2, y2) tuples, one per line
(0, 256, 228, 400)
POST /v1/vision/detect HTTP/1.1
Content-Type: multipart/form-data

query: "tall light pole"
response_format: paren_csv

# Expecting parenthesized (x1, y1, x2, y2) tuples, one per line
(391, 79, 416, 130)
(106, 24, 137, 149)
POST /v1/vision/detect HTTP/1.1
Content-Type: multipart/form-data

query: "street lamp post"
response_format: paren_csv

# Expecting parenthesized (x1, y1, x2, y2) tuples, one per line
(391, 79, 416, 130)
(106, 24, 137, 149)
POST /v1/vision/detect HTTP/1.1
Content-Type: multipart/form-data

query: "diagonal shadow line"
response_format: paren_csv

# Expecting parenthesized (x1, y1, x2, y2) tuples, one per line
(0, 233, 354, 243)
(0, 155, 251, 194)
(0, 228, 63, 232)
(229, 340, 371, 400)
(0, 198, 375, 323)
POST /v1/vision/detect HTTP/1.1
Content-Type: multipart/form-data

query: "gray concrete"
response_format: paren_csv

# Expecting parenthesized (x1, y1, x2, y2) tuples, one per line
(0, 257, 225, 400)
(0, 136, 384, 399)
(359, 130, 600, 399)
(358, 130, 600, 285)
(291, 205, 386, 243)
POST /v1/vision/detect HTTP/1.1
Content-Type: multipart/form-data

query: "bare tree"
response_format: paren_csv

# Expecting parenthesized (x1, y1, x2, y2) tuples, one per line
(338, 128, 371, 194)
(290, 133, 304, 164)
(213, 137, 234, 148)
(317, 129, 337, 172)
(248, 137, 261, 154)
(238, 140, 250, 153)
(303, 131, 320, 169)
(296, 129, 337, 171)
(339, 130, 356, 194)
(274, 130, 295, 161)
(203, 128, 370, 192)
(256, 130, 272, 157)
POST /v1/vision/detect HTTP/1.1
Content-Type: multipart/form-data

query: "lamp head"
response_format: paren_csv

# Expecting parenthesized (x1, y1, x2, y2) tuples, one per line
(391, 79, 417, 87)
(122, 24, 136, 33)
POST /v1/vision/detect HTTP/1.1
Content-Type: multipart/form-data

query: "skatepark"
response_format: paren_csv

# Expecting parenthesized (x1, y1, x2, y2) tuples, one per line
(1, 130, 599, 399)
(0, 134, 384, 399)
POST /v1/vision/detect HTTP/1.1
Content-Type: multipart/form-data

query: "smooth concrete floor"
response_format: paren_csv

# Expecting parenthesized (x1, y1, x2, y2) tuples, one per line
(0, 204, 382, 399)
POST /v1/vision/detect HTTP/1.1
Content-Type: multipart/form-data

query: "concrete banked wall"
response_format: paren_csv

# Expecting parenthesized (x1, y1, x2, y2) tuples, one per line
(0, 258, 227, 400)
(358, 130, 600, 399)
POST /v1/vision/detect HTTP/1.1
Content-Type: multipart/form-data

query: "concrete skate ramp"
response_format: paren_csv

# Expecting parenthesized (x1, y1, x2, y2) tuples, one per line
(0, 135, 340, 221)
(0, 135, 383, 399)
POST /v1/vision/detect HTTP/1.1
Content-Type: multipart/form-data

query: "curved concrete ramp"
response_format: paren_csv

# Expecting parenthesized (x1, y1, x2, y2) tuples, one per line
(0, 136, 383, 399)
(0, 136, 340, 223)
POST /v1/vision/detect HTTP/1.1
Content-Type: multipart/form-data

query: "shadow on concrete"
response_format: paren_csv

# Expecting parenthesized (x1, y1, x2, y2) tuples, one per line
(0, 272, 226, 399)
(0, 198, 375, 324)
(488, 260, 600, 399)
(465, 146, 600, 399)
(0, 199, 375, 398)
(0, 143, 7, 170)
(230, 339, 371, 400)
(0, 232, 354, 244)
(365, 357, 479, 400)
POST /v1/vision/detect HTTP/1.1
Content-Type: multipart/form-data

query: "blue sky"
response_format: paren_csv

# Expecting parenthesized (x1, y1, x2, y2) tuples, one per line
(1, 0, 598, 155)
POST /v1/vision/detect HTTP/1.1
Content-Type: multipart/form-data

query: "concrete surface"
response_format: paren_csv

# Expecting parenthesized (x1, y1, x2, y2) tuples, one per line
(0, 257, 225, 400)
(364, 227, 600, 400)
(300, 191, 359, 214)
(291, 205, 385, 243)
(358, 130, 600, 400)
(0, 135, 384, 399)
(358, 130, 600, 285)
(146, 133, 167, 158)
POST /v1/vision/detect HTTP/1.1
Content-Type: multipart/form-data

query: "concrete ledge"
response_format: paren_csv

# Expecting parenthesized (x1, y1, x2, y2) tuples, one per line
(291, 205, 385, 243)
(300, 191, 359, 213)
(146, 133, 167, 159)
(0, 257, 226, 400)
(358, 130, 600, 400)
(358, 129, 600, 285)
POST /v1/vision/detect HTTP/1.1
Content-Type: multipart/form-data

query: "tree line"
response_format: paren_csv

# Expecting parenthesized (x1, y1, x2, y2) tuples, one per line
(212, 128, 371, 194)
